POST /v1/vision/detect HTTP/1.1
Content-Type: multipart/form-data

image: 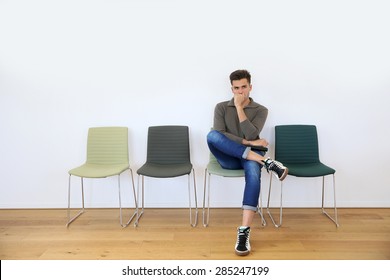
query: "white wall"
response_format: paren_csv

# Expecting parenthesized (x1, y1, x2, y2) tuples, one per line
(1, 0, 389, 209)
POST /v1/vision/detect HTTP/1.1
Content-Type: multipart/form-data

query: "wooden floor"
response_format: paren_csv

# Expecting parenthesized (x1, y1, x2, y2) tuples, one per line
(1, 208, 389, 260)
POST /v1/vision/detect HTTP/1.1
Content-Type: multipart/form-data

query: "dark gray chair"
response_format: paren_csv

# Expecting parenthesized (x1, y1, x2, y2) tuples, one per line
(135, 125, 198, 227)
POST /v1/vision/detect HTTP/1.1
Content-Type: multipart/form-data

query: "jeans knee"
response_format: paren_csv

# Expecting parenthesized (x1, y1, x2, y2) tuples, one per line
(207, 130, 221, 144)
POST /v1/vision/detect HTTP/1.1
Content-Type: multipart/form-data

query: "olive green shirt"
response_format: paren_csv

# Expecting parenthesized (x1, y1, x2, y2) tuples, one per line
(213, 97, 268, 144)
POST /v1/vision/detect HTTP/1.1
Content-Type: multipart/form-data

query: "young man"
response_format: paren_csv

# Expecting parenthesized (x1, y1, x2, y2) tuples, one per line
(207, 69, 288, 256)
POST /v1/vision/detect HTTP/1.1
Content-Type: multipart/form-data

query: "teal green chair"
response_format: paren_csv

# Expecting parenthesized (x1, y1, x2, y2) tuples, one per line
(135, 125, 198, 227)
(267, 125, 339, 227)
(203, 152, 267, 227)
(67, 127, 137, 227)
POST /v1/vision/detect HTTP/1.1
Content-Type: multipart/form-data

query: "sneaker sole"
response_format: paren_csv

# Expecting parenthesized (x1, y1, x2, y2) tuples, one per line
(279, 167, 288, 181)
(235, 249, 250, 256)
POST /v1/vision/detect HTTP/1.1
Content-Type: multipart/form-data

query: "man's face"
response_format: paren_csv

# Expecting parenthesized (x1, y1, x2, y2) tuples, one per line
(231, 78, 252, 99)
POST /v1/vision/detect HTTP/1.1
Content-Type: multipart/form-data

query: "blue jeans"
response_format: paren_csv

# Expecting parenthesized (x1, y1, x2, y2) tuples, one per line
(207, 130, 265, 211)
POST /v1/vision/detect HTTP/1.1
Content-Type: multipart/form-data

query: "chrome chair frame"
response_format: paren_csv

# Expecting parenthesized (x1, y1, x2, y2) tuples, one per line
(267, 173, 338, 227)
(202, 166, 267, 228)
(135, 169, 198, 227)
(67, 167, 138, 228)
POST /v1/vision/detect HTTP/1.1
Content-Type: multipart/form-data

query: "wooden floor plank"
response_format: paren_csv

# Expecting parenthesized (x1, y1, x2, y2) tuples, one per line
(0, 208, 389, 260)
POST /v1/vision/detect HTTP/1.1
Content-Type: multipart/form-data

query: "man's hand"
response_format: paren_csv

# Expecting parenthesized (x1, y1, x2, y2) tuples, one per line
(234, 93, 250, 123)
(234, 93, 248, 109)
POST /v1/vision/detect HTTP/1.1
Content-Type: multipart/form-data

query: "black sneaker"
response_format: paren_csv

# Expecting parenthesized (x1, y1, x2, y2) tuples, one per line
(264, 158, 288, 181)
(235, 226, 251, 256)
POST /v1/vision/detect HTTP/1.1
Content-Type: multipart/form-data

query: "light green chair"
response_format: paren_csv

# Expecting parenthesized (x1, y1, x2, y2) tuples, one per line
(67, 127, 137, 227)
(203, 152, 267, 227)
(267, 125, 339, 227)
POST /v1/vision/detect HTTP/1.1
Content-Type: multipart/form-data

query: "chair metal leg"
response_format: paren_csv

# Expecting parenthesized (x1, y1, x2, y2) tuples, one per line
(134, 175, 144, 227)
(322, 174, 339, 227)
(67, 169, 137, 228)
(188, 169, 198, 227)
(203, 169, 267, 227)
(202, 169, 211, 227)
(66, 175, 85, 227)
(118, 168, 138, 228)
(135, 172, 198, 227)
(267, 173, 339, 228)
(267, 175, 283, 228)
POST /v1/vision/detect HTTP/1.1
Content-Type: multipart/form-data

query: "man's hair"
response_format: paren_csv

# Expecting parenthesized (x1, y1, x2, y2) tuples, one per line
(229, 69, 251, 85)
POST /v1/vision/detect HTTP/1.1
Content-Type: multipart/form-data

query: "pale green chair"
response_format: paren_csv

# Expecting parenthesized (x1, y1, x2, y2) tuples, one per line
(67, 127, 137, 227)
(203, 152, 267, 227)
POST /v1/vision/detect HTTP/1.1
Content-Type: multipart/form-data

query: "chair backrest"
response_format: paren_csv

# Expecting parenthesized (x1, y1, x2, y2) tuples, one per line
(86, 127, 129, 165)
(146, 125, 191, 164)
(275, 125, 320, 164)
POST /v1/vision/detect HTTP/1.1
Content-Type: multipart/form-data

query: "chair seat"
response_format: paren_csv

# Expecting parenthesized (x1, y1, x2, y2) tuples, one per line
(137, 162, 193, 178)
(69, 163, 130, 178)
(207, 162, 245, 177)
(285, 162, 335, 177)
